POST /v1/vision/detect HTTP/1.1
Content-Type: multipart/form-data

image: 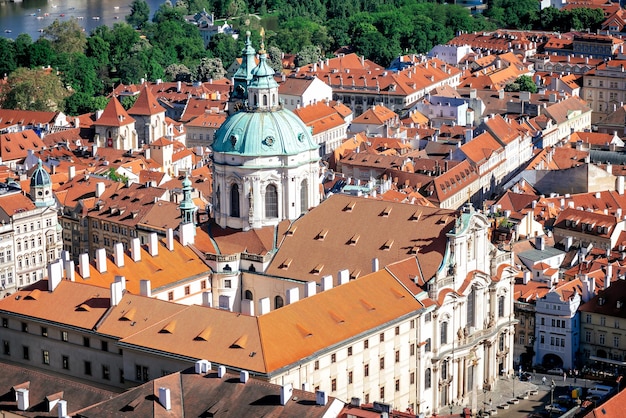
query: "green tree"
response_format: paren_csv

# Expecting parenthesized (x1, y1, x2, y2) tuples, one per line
(267, 45, 284, 72)
(57, 53, 99, 96)
(194, 57, 226, 81)
(43, 18, 87, 55)
(0, 38, 17, 76)
(165, 63, 192, 81)
(505, 75, 537, 93)
(126, 0, 151, 29)
(64, 92, 107, 115)
(295, 45, 321, 67)
(209, 33, 240, 68)
(29, 38, 57, 67)
(121, 95, 139, 110)
(2, 67, 69, 111)
(14, 34, 33, 68)
(568, 7, 605, 31)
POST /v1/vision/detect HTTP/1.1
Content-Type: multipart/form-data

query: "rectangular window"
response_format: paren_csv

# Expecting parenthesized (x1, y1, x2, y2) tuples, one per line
(586, 314, 591, 324)
(380, 332, 385, 342)
(225, 280, 232, 288)
(331, 353, 336, 363)
(411, 343, 416, 356)
(380, 386, 385, 400)
(425, 312, 431, 322)
(168, 292, 174, 301)
(348, 371, 353, 384)
(331, 378, 337, 392)
(62, 356, 69, 369)
(314, 360, 319, 370)
(42, 350, 50, 365)
(102, 365, 110, 380)
(614, 336, 620, 348)
(395, 326, 400, 335)
(395, 379, 400, 392)
(364, 364, 369, 377)
(347, 346, 352, 356)
(601, 317, 606, 326)
(41, 327, 48, 337)
(364, 339, 369, 349)
(410, 319, 415, 329)
(1, 318, 7, 328)
(184, 286, 190, 296)
(84, 361, 92, 376)
(136, 365, 149, 382)
(22, 346, 29, 360)
(200, 280, 207, 290)
(101, 341, 108, 352)
(2, 340, 9, 355)
(395, 350, 400, 363)
(83, 336, 90, 347)
(410, 372, 415, 385)
(379, 357, 385, 370)
(61, 331, 68, 342)
(21, 322, 28, 333)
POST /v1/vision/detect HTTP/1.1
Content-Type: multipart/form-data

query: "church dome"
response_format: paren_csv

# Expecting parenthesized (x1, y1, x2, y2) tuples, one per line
(30, 159, 52, 188)
(212, 108, 318, 156)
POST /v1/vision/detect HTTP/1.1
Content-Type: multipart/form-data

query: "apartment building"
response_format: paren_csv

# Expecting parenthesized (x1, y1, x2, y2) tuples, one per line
(582, 59, 626, 123)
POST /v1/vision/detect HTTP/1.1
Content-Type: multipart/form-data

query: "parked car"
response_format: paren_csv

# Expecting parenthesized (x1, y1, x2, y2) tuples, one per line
(547, 367, 564, 375)
(545, 403, 567, 413)
(520, 372, 533, 381)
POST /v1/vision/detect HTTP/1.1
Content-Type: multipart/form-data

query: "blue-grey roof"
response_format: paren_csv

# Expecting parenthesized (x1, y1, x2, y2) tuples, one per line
(249, 53, 278, 90)
(212, 108, 318, 156)
(30, 159, 51, 188)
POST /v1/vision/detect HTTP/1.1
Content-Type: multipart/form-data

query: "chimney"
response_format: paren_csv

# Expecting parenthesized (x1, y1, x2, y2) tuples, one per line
(114, 242, 125, 267)
(148, 233, 158, 257)
(302, 382, 310, 392)
(145, 148, 151, 160)
(217, 365, 226, 378)
(588, 274, 595, 295)
(131, 238, 141, 262)
(65, 260, 75, 282)
(606, 265, 613, 289)
(316, 390, 328, 406)
(321, 275, 333, 291)
(372, 258, 379, 273)
(57, 400, 67, 418)
(158, 387, 171, 411)
(166, 228, 174, 251)
(351, 397, 362, 407)
(523, 270, 531, 285)
(259, 297, 270, 315)
(305, 281, 317, 297)
(79, 253, 90, 278)
(202, 292, 212, 307)
(240, 370, 250, 383)
(281, 383, 293, 406)
(241, 299, 254, 316)
(68, 166, 75, 181)
(95, 182, 105, 198)
(95, 248, 107, 273)
(195, 359, 211, 374)
(180, 222, 195, 246)
(565, 236, 573, 252)
(16, 388, 29, 411)
(338, 269, 350, 285)
(47, 260, 63, 291)
(110, 281, 123, 306)
(535, 236, 545, 251)
(177, 81, 182, 93)
(285, 288, 299, 305)
(114, 275, 126, 290)
(140, 279, 151, 297)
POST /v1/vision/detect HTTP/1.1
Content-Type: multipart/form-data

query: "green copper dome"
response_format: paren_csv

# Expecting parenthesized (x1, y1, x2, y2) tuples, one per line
(212, 108, 318, 156)
(30, 159, 51, 188)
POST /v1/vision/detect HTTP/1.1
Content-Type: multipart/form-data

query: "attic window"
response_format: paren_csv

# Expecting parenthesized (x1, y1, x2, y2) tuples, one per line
(230, 334, 248, 349)
(391, 288, 406, 299)
(329, 310, 345, 324)
(286, 226, 297, 236)
(315, 229, 328, 241)
(350, 270, 361, 280)
(24, 289, 41, 300)
(343, 201, 356, 212)
(360, 298, 376, 311)
(381, 239, 394, 251)
(195, 327, 212, 341)
(598, 297, 605, 306)
(409, 246, 420, 255)
(410, 211, 422, 221)
(76, 303, 91, 312)
(296, 323, 313, 338)
(119, 307, 137, 321)
(347, 234, 360, 246)
(159, 320, 176, 334)
(279, 258, 293, 269)
(380, 206, 392, 217)
(310, 264, 324, 275)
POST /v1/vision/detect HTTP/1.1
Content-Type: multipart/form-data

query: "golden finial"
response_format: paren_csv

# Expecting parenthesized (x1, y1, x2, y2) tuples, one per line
(259, 27, 266, 54)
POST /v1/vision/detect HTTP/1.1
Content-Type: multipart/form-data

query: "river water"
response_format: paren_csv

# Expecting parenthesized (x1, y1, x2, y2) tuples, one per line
(0, 0, 166, 40)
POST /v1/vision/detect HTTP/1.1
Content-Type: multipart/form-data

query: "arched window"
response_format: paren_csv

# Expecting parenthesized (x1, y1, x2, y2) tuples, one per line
(263, 94, 268, 106)
(230, 184, 240, 217)
(254, 94, 258, 106)
(244, 290, 253, 301)
(442, 359, 449, 379)
(425, 368, 432, 389)
(274, 295, 284, 309)
(300, 179, 308, 214)
(498, 295, 506, 318)
(467, 286, 476, 328)
(440, 321, 448, 345)
(265, 184, 278, 218)
(215, 186, 220, 212)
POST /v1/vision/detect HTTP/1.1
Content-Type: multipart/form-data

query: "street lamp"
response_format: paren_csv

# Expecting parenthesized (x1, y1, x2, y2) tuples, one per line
(550, 380, 556, 417)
